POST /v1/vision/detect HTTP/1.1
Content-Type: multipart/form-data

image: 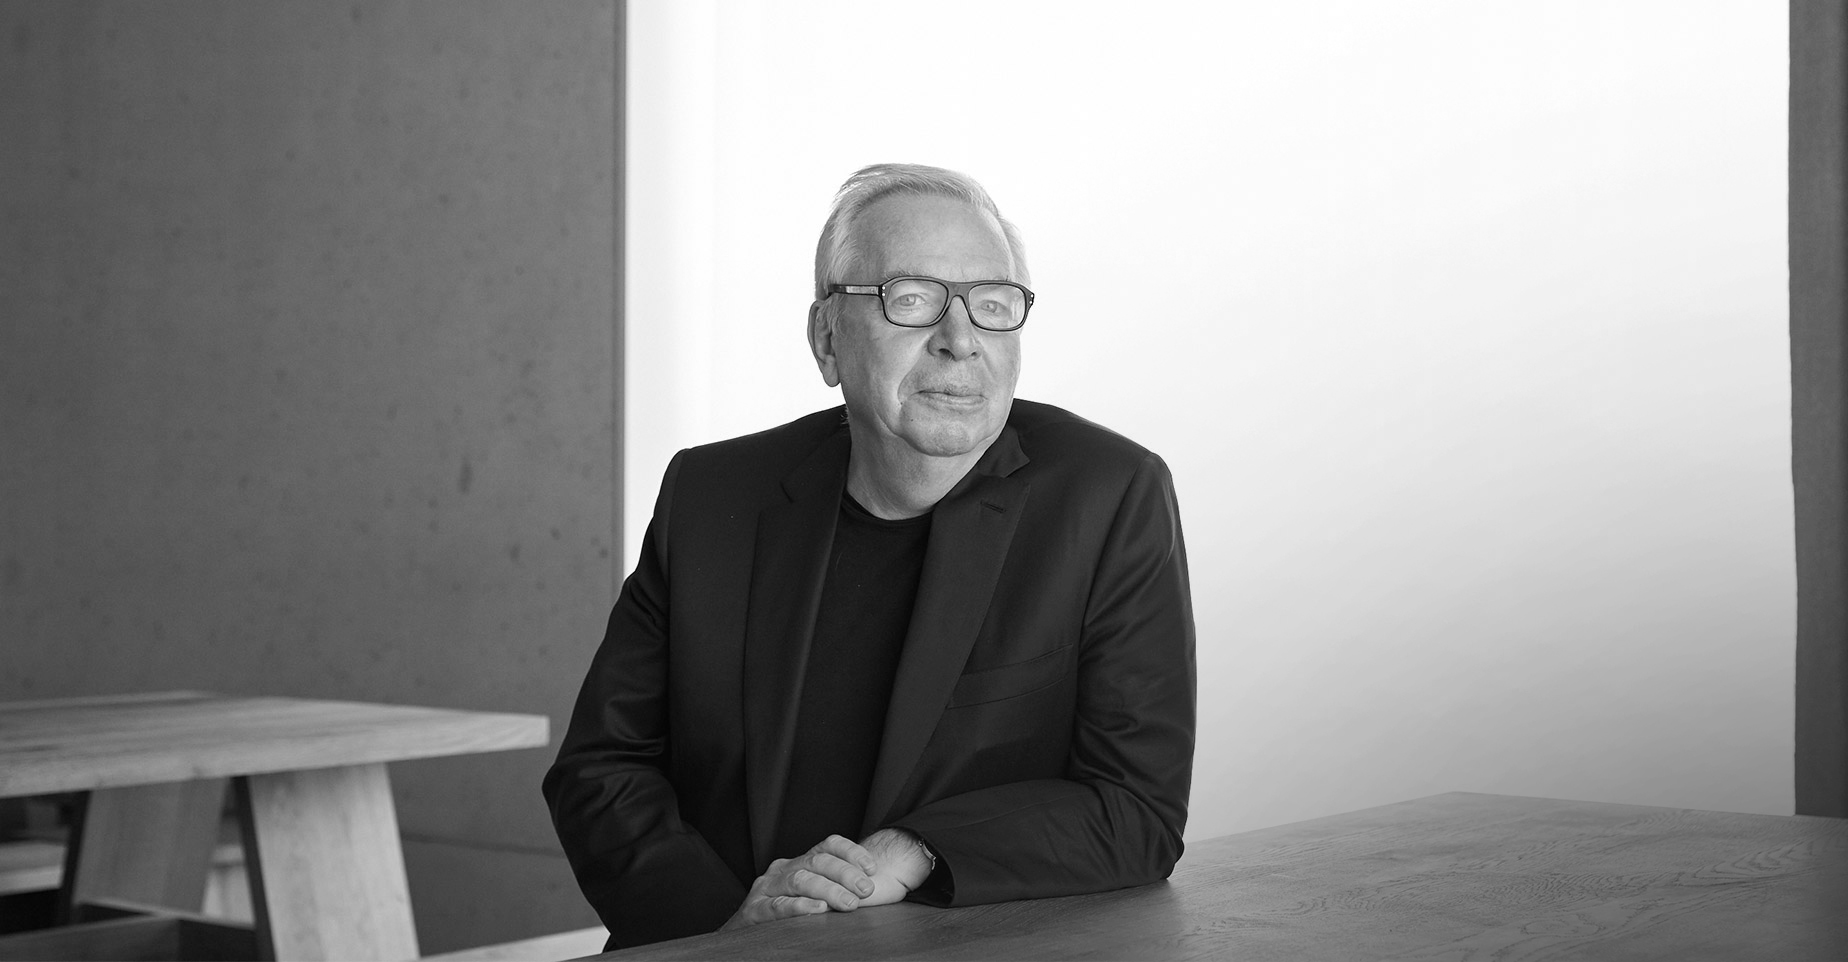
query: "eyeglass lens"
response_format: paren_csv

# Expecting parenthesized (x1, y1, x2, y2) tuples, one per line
(883, 278, 1028, 330)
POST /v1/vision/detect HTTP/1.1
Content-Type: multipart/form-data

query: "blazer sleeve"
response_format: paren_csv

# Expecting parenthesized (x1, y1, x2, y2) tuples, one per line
(542, 452, 748, 948)
(891, 451, 1197, 905)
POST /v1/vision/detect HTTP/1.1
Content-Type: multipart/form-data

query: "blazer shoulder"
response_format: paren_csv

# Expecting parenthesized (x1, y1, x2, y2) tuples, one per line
(1008, 398, 1166, 479)
(676, 406, 847, 484)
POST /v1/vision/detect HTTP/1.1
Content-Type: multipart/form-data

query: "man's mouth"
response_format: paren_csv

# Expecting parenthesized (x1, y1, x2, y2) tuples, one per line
(915, 388, 984, 405)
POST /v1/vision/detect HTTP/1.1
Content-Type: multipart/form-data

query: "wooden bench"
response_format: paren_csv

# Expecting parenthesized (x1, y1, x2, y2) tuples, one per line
(0, 836, 250, 920)
(2, 840, 606, 961)
(0, 841, 63, 898)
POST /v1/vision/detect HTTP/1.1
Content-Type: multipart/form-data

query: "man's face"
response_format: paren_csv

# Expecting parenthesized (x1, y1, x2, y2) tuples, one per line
(811, 193, 1022, 460)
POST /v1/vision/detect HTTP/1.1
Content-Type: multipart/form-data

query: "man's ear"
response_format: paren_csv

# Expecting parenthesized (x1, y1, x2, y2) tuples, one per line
(808, 301, 841, 387)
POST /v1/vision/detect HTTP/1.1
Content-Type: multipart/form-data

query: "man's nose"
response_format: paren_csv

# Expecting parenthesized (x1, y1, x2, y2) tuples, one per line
(928, 295, 980, 360)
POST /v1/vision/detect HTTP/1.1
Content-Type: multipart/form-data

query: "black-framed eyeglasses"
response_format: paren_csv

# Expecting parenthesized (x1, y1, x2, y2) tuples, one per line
(824, 276, 1035, 332)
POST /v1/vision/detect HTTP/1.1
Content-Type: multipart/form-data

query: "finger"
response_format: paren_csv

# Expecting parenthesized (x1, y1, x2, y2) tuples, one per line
(752, 895, 828, 922)
(812, 833, 879, 877)
(774, 866, 861, 912)
(778, 895, 829, 916)
(803, 851, 875, 899)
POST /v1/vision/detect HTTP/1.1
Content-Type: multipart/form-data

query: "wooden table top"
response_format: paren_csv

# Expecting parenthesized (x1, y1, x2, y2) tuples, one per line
(596, 792, 1848, 961)
(0, 690, 549, 796)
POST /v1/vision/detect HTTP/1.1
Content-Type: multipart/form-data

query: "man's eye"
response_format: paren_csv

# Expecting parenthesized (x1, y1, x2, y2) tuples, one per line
(892, 294, 927, 309)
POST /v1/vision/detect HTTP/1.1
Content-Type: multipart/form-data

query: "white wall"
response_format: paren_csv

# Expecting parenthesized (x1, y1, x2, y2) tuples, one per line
(626, 0, 1792, 839)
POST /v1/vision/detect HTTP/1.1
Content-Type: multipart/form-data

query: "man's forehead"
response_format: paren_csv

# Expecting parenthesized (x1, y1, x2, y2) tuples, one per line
(857, 195, 1013, 275)
(860, 192, 1001, 231)
(868, 252, 1017, 284)
(876, 263, 1013, 281)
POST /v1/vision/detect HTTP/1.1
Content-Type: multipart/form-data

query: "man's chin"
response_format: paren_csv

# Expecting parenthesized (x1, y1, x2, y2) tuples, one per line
(870, 396, 1012, 459)
(898, 419, 1004, 459)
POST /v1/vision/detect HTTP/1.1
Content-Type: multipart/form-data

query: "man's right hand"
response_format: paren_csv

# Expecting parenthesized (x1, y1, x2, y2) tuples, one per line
(720, 834, 880, 930)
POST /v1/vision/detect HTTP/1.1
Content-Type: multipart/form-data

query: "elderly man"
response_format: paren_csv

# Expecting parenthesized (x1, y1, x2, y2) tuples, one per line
(544, 163, 1195, 949)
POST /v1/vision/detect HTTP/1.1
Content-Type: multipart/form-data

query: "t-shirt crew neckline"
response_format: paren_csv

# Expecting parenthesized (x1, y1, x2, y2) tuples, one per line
(841, 490, 934, 527)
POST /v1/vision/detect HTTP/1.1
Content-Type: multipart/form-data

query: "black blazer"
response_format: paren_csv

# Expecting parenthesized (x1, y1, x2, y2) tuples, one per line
(544, 399, 1196, 948)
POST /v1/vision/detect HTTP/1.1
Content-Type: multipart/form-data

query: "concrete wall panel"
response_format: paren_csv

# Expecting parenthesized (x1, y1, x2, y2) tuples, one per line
(1, 0, 616, 946)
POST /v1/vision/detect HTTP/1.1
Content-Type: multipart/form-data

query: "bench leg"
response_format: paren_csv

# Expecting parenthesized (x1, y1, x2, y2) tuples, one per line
(59, 779, 226, 921)
(235, 764, 419, 962)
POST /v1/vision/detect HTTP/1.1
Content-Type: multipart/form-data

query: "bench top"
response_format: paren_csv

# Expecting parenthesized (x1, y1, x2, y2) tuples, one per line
(0, 691, 549, 796)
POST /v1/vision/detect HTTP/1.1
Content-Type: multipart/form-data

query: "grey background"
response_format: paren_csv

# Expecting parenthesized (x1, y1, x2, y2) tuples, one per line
(1, 1, 618, 951)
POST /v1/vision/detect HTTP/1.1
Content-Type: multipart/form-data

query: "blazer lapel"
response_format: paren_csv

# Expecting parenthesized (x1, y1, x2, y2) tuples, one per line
(861, 426, 1030, 832)
(742, 427, 849, 870)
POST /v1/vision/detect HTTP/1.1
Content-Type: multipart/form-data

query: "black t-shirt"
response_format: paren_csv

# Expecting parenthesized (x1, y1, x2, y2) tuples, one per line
(769, 493, 931, 858)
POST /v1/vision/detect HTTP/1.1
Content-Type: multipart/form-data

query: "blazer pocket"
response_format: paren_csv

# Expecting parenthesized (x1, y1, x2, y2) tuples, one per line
(947, 644, 1074, 709)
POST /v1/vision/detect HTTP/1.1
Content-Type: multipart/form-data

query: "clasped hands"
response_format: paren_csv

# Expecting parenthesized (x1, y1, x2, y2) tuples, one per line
(722, 828, 932, 930)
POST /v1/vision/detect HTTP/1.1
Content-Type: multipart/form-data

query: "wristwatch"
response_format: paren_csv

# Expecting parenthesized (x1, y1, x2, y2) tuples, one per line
(914, 835, 938, 872)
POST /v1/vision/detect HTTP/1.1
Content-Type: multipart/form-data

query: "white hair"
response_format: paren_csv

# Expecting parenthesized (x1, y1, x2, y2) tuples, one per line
(811, 163, 1030, 303)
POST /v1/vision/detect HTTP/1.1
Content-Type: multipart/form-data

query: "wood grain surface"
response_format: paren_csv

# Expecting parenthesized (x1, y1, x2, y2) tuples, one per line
(60, 779, 225, 916)
(0, 692, 549, 796)
(238, 763, 419, 961)
(595, 793, 1848, 961)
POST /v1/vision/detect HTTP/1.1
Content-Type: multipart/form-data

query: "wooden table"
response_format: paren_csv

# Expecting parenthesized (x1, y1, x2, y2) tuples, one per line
(0, 691, 548, 962)
(597, 792, 1848, 961)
